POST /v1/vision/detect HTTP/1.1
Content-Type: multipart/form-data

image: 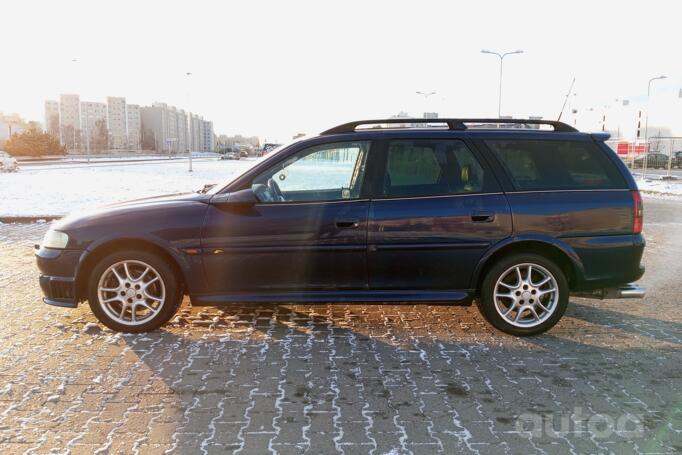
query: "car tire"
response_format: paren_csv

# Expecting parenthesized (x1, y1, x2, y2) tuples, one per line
(477, 253, 569, 336)
(87, 249, 183, 333)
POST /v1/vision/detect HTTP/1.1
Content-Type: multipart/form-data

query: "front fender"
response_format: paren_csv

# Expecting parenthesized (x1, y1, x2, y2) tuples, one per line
(73, 234, 203, 298)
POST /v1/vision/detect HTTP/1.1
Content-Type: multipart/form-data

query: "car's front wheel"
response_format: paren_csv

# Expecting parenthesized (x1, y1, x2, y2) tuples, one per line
(87, 250, 183, 333)
(478, 253, 569, 336)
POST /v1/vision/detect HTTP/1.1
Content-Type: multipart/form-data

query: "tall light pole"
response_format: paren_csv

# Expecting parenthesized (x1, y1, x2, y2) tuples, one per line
(642, 75, 666, 180)
(416, 91, 436, 118)
(481, 49, 523, 118)
(186, 72, 193, 172)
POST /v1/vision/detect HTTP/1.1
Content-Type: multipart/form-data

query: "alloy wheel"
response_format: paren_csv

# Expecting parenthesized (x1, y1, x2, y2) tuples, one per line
(493, 263, 559, 328)
(96, 260, 166, 326)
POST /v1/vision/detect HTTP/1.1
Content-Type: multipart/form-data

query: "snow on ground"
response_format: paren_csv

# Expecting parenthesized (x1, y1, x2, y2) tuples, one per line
(636, 177, 682, 198)
(1, 157, 681, 217)
(0, 158, 256, 216)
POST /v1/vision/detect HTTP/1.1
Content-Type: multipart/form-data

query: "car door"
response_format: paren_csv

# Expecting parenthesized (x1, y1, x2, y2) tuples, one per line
(201, 140, 371, 294)
(367, 137, 512, 290)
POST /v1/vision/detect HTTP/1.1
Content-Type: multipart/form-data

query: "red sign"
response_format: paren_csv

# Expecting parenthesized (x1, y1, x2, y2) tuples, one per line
(616, 142, 648, 156)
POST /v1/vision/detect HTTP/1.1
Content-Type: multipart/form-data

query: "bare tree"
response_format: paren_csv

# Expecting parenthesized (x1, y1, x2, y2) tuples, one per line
(93, 120, 109, 153)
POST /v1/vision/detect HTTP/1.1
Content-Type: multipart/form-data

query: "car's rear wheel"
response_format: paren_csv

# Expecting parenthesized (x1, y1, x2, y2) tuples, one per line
(87, 250, 183, 333)
(478, 253, 569, 336)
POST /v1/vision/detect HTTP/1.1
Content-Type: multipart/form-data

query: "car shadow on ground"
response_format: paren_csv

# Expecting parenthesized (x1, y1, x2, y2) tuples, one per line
(565, 300, 682, 346)
(117, 301, 682, 453)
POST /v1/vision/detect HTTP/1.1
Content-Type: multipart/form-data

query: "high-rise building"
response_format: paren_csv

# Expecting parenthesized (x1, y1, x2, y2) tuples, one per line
(201, 120, 215, 152)
(107, 97, 128, 149)
(44, 100, 60, 139)
(46, 95, 214, 153)
(126, 104, 141, 150)
(175, 109, 187, 153)
(80, 101, 107, 152)
(59, 94, 80, 149)
(140, 102, 194, 153)
(188, 113, 201, 152)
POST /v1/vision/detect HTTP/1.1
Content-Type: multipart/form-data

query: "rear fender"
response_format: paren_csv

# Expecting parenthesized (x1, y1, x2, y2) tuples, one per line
(470, 235, 586, 290)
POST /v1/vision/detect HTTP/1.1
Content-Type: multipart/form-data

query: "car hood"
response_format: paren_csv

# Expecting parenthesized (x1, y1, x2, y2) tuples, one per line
(102, 191, 209, 209)
(51, 191, 211, 232)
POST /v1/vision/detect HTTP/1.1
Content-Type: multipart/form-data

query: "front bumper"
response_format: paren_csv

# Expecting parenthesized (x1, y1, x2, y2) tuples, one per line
(39, 275, 78, 307)
(36, 246, 83, 308)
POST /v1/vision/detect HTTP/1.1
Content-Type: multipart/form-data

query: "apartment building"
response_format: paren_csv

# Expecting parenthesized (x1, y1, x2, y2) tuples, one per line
(126, 104, 141, 150)
(140, 102, 191, 153)
(44, 100, 60, 139)
(201, 120, 215, 152)
(175, 109, 187, 153)
(80, 101, 107, 152)
(45, 94, 214, 153)
(107, 97, 128, 149)
(184, 113, 215, 152)
(59, 94, 80, 149)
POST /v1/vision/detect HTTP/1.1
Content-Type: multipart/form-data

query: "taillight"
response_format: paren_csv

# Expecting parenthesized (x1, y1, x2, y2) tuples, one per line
(632, 190, 643, 234)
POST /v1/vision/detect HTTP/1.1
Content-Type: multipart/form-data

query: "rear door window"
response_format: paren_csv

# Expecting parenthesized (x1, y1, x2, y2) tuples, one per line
(485, 140, 627, 190)
(381, 139, 496, 197)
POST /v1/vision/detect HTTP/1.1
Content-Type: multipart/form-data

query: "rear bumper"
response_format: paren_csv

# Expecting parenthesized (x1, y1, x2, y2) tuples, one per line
(571, 283, 646, 300)
(565, 233, 645, 290)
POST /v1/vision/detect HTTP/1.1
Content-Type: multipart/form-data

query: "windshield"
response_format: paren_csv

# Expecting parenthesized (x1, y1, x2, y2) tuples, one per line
(202, 139, 304, 195)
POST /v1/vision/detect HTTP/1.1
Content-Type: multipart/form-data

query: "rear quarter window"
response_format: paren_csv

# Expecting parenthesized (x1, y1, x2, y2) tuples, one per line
(485, 140, 627, 190)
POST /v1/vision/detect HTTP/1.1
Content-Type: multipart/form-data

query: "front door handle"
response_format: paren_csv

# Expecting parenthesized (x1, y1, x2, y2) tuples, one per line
(471, 211, 495, 223)
(336, 219, 360, 229)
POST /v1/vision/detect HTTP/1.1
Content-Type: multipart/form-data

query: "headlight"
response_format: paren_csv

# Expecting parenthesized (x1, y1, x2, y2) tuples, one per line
(42, 230, 69, 249)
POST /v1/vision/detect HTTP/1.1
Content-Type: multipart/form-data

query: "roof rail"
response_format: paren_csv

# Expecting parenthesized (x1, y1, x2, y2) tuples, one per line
(320, 118, 578, 135)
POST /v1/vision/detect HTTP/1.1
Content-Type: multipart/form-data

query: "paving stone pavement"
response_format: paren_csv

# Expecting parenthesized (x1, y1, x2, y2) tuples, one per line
(1, 198, 682, 454)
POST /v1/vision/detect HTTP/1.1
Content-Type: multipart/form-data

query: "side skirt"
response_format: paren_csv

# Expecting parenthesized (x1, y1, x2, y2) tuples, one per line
(190, 290, 475, 306)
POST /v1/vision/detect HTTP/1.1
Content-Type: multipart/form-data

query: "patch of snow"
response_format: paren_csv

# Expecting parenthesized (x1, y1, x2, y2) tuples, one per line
(46, 394, 60, 403)
(3, 155, 680, 217)
(82, 322, 101, 334)
(0, 157, 255, 216)
(637, 177, 682, 199)
(0, 383, 13, 395)
(92, 375, 102, 384)
(0, 153, 18, 173)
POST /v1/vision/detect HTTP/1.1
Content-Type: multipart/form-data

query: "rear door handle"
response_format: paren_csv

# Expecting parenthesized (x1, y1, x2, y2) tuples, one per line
(471, 211, 495, 223)
(336, 219, 360, 229)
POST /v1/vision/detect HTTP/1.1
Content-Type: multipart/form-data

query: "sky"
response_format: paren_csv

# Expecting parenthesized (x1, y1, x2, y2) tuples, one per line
(2, 0, 682, 142)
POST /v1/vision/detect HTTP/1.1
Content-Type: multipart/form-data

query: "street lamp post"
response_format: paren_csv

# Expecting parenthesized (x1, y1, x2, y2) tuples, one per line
(642, 75, 666, 180)
(481, 49, 523, 118)
(416, 91, 436, 117)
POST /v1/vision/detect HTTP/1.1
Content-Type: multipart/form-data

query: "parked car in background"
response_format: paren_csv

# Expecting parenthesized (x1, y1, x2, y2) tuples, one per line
(239, 150, 249, 158)
(0, 151, 18, 173)
(36, 118, 645, 336)
(674, 151, 682, 168)
(258, 143, 282, 157)
(220, 151, 240, 160)
(632, 152, 670, 169)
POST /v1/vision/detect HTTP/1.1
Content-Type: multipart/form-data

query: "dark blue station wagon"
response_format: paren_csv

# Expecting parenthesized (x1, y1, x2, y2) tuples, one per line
(36, 118, 646, 336)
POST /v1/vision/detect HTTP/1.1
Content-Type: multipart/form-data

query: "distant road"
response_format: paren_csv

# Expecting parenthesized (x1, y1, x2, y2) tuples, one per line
(630, 167, 682, 179)
(17, 155, 223, 170)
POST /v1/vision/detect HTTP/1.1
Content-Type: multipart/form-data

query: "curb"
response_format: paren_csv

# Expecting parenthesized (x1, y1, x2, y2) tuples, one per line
(0, 216, 62, 224)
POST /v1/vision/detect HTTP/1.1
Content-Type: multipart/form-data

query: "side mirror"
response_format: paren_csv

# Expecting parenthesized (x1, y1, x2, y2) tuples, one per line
(210, 188, 258, 206)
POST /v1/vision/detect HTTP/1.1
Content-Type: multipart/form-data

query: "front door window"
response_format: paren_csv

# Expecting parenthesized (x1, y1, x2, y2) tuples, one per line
(252, 141, 370, 203)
